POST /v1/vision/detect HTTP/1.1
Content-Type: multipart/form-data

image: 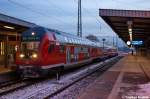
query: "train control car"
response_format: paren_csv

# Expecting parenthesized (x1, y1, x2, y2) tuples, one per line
(104, 46, 118, 58)
(107, 47, 118, 57)
(16, 26, 108, 78)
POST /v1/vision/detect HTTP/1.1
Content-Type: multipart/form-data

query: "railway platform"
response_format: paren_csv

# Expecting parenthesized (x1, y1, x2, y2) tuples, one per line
(0, 66, 13, 74)
(0, 66, 18, 84)
(78, 55, 150, 99)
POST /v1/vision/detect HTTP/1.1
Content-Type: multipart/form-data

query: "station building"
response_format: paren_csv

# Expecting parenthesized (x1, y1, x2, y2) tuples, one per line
(0, 13, 37, 68)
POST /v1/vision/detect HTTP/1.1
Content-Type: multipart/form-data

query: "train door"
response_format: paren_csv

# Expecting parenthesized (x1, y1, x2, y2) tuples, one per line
(74, 47, 79, 61)
(66, 47, 70, 64)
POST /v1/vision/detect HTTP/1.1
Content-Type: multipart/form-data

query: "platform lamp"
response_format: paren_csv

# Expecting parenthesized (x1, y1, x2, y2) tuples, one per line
(127, 21, 133, 44)
(127, 20, 134, 55)
(127, 41, 131, 46)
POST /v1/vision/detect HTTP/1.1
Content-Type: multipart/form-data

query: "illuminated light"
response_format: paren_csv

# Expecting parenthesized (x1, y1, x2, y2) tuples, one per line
(2, 42, 4, 55)
(31, 32, 35, 36)
(64, 37, 68, 42)
(130, 36, 132, 41)
(132, 41, 143, 45)
(129, 31, 132, 34)
(127, 41, 131, 45)
(32, 53, 37, 58)
(15, 45, 18, 51)
(4, 26, 15, 29)
(128, 28, 132, 32)
(129, 33, 132, 41)
(129, 33, 132, 36)
(20, 54, 25, 58)
(0, 42, 4, 55)
(0, 42, 2, 55)
(56, 42, 60, 45)
(130, 38, 132, 41)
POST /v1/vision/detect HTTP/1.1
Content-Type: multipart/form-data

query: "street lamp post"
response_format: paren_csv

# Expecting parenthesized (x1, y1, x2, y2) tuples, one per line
(102, 38, 106, 49)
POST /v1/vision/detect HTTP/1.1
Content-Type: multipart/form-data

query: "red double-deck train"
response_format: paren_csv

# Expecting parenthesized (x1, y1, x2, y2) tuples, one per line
(16, 26, 118, 77)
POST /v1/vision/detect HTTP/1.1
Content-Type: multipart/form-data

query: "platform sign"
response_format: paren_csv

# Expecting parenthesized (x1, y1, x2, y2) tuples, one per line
(132, 41, 143, 45)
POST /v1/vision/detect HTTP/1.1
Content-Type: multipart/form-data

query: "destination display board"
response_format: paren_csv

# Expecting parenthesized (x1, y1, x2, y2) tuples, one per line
(22, 36, 41, 41)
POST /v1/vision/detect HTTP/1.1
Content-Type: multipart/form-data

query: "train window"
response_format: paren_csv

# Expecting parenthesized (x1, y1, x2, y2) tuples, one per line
(64, 37, 68, 42)
(72, 39, 74, 43)
(68, 38, 71, 43)
(81, 47, 88, 53)
(77, 40, 79, 44)
(81, 47, 83, 51)
(60, 45, 65, 53)
(70, 38, 73, 43)
(84, 53, 89, 59)
(75, 39, 78, 44)
(79, 40, 81, 44)
(21, 42, 40, 51)
(48, 44, 55, 53)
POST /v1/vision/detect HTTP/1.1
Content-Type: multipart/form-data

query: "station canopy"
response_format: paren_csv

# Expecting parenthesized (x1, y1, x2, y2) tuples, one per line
(0, 13, 36, 33)
(99, 9, 150, 47)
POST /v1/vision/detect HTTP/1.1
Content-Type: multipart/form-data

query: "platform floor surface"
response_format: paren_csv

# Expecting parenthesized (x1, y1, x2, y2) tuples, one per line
(78, 55, 150, 99)
(0, 66, 12, 74)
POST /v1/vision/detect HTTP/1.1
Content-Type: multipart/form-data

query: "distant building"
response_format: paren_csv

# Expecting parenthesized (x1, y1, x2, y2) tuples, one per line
(98, 36, 130, 52)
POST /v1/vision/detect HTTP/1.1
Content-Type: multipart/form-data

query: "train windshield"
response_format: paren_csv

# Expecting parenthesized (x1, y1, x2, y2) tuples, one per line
(21, 42, 40, 51)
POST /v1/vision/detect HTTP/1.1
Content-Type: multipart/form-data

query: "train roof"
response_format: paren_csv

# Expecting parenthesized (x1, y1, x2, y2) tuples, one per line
(47, 27, 103, 47)
(22, 26, 107, 47)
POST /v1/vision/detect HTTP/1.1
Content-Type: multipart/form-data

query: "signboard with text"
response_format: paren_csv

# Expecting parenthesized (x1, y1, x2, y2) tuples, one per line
(132, 41, 143, 45)
(22, 36, 41, 41)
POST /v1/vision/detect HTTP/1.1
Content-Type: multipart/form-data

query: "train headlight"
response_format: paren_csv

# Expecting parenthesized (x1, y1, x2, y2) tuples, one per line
(32, 53, 38, 58)
(20, 54, 25, 58)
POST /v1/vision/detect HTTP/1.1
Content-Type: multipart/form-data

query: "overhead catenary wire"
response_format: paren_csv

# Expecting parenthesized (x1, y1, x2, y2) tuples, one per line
(73, 0, 102, 35)
(45, 0, 77, 16)
(7, 0, 75, 28)
(43, 0, 77, 31)
(82, 5, 102, 33)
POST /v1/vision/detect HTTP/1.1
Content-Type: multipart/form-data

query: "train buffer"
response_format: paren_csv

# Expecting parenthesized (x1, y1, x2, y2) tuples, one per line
(78, 54, 150, 99)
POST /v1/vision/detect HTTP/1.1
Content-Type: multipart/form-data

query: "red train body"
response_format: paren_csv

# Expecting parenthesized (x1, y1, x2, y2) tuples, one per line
(16, 27, 118, 77)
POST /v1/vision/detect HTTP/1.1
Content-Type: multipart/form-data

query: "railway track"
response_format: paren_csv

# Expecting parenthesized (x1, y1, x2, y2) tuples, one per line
(44, 56, 122, 99)
(0, 79, 38, 96)
(0, 56, 122, 99)
(0, 79, 21, 88)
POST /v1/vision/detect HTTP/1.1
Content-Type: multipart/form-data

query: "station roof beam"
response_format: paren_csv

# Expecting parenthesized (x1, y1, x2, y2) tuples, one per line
(99, 9, 150, 47)
(0, 13, 37, 33)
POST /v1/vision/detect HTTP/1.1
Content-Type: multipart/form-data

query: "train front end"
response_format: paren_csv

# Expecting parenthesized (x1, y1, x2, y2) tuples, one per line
(16, 27, 44, 78)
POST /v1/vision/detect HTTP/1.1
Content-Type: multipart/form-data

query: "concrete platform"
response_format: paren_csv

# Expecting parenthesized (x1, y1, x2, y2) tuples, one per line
(0, 66, 12, 74)
(0, 66, 18, 84)
(78, 55, 150, 99)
